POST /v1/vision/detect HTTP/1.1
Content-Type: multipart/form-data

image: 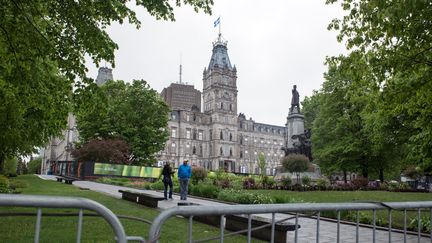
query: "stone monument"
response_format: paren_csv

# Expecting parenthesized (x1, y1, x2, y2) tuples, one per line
(282, 85, 312, 160)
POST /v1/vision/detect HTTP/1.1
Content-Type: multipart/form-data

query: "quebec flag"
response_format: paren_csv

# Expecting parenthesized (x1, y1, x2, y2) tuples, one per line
(214, 17, 220, 28)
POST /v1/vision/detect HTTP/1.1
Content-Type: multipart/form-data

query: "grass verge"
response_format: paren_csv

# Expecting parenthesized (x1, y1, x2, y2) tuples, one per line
(0, 175, 264, 243)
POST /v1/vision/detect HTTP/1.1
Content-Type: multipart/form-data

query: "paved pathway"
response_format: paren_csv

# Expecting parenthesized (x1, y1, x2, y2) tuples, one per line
(38, 175, 430, 242)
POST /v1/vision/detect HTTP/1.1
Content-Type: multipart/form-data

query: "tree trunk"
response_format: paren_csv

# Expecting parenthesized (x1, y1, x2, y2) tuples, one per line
(379, 168, 384, 182)
(361, 166, 368, 178)
(343, 170, 347, 183)
(0, 153, 4, 175)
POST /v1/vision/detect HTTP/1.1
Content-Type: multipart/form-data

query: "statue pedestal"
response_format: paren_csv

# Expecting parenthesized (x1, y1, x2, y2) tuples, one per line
(287, 108, 305, 149)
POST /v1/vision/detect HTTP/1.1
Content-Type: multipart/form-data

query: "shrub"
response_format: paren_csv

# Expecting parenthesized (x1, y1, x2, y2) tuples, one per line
(265, 176, 275, 189)
(243, 177, 256, 189)
(352, 177, 369, 189)
(231, 177, 243, 190)
(191, 184, 220, 199)
(316, 178, 330, 190)
(281, 154, 310, 175)
(149, 180, 165, 190)
(280, 176, 292, 188)
(409, 216, 431, 233)
(191, 167, 207, 185)
(3, 157, 18, 177)
(217, 189, 273, 204)
(301, 176, 311, 187)
(0, 175, 10, 193)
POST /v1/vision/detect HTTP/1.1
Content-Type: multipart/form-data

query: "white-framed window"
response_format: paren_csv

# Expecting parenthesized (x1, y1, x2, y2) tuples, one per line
(198, 131, 203, 140)
(186, 129, 191, 139)
(186, 115, 190, 122)
(171, 128, 176, 138)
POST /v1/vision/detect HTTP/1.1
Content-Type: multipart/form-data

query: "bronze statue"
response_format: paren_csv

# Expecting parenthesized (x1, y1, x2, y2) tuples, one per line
(291, 85, 300, 112)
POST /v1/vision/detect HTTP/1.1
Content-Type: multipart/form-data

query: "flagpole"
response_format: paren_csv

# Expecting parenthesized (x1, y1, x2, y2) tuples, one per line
(219, 16, 221, 37)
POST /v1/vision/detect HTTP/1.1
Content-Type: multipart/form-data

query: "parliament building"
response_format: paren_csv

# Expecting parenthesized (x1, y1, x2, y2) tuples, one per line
(158, 35, 288, 175)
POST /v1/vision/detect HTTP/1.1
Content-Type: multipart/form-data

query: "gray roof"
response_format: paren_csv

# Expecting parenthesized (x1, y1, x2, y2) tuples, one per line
(208, 40, 233, 70)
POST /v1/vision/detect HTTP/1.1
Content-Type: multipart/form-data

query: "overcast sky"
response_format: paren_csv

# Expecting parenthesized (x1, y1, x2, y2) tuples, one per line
(86, 0, 347, 127)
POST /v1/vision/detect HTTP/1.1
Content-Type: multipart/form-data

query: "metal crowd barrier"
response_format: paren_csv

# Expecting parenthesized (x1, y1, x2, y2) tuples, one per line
(0, 194, 145, 243)
(2, 194, 432, 243)
(148, 201, 432, 243)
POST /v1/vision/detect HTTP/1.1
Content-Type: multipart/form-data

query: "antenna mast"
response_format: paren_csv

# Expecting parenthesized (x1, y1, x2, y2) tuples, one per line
(179, 53, 182, 84)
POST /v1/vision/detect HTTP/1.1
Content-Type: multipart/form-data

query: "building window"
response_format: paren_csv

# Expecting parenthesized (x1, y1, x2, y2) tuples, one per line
(193, 130, 197, 140)
(200, 145, 203, 155)
(221, 102, 223, 109)
(240, 136, 243, 145)
(198, 131, 203, 140)
(220, 147, 223, 155)
(186, 130, 191, 139)
(172, 114, 176, 120)
(220, 131, 223, 140)
(186, 115, 190, 122)
(230, 147, 233, 156)
(240, 151, 243, 158)
(193, 146, 196, 154)
(193, 114, 196, 121)
(171, 128, 176, 138)
(229, 133, 232, 141)
(229, 104, 232, 111)
(210, 130, 212, 140)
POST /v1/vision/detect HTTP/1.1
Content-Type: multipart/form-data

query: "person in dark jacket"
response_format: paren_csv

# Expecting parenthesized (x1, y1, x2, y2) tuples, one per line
(178, 160, 192, 200)
(161, 162, 174, 200)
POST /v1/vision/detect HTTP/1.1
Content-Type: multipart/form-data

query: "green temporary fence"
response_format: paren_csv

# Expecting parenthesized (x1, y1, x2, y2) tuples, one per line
(93, 163, 162, 178)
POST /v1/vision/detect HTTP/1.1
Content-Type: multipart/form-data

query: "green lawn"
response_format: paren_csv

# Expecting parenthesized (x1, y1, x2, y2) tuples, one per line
(249, 189, 432, 203)
(247, 189, 432, 231)
(0, 175, 264, 243)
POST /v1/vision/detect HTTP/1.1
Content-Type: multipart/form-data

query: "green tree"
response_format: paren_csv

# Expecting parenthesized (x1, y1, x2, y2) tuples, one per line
(327, 0, 432, 172)
(27, 158, 42, 174)
(301, 91, 322, 130)
(257, 153, 268, 188)
(0, 0, 213, 173)
(75, 80, 169, 165)
(282, 154, 309, 185)
(71, 138, 130, 164)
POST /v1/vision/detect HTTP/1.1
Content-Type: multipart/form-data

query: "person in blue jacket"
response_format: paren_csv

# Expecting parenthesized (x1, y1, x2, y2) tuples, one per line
(178, 159, 192, 200)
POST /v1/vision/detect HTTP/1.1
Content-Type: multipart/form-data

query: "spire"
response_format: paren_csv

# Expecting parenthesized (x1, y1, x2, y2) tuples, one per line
(208, 34, 232, 70)
(96, 67, 113, 86)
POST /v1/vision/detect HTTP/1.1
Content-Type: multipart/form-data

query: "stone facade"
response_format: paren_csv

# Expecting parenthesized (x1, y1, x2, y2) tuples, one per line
(158, 37, 287, 174)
